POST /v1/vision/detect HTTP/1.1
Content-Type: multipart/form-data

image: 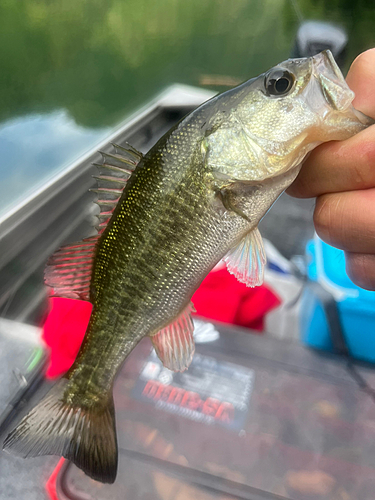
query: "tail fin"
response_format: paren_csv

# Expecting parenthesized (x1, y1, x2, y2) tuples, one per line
(3, 379, 118, 483)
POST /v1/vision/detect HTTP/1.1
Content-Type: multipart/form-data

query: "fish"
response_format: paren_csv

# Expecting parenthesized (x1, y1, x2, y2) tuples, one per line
(3, 50, 373, 483)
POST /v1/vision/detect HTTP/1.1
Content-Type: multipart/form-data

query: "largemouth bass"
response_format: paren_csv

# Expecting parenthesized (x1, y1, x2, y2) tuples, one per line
(3, 50, 373, 483)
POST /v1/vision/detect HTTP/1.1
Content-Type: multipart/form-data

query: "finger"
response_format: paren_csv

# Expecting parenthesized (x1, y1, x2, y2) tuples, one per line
(287, 125, 375, 198)
(288, 49, 375, 199)
(347, 48, 375, 118)
(314, 188, 375, 253)
(345, 252, 375, 291)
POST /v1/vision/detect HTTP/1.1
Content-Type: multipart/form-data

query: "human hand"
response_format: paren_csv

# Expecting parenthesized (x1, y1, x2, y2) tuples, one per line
(288, 49, 375, 290)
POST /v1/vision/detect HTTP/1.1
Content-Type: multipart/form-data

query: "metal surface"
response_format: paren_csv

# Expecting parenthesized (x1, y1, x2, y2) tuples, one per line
(0, 86, 214, 323)
(0, 319, 56, 500)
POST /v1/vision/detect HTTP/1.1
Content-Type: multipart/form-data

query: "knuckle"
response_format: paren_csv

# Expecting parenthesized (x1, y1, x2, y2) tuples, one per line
(361, 141, 375, 181)
(351, 159, 369, 187)
(313, 195, 339, 245)
(349, 135, 375, 188)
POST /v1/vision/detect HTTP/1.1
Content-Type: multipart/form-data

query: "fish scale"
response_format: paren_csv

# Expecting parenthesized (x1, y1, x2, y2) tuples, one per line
(70, 176, 215, 399)
(69, 139, 215, 388)
(4, 50, 374, 484)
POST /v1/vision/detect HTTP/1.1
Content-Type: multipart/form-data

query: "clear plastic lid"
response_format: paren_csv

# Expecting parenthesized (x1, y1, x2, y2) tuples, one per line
(55, 321, 375, 500)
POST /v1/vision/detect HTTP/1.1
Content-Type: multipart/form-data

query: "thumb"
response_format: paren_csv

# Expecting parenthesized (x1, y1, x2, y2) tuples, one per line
(346, 48, 375, 119)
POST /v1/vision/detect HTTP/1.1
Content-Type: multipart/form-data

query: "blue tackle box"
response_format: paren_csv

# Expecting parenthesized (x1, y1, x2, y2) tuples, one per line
(300, 235, 375, 363)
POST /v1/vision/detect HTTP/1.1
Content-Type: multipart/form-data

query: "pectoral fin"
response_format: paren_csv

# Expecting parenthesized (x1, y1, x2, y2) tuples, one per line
(216, 188, 250, 222)
(224, 227, 266, 287)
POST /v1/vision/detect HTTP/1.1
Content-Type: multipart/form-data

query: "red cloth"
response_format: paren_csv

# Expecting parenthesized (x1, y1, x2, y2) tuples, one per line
(192, 264, 281, 331)
(42, 266, 280, 378)
(42, 297, 92, 379)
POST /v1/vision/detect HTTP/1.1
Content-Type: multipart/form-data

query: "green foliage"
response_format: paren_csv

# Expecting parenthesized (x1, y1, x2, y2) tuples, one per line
(0, 0, 290, 128)
(0, 0, 374, 128)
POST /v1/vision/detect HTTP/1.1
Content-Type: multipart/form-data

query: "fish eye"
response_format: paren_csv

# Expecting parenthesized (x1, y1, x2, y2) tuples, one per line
(264, 69, 295, 97)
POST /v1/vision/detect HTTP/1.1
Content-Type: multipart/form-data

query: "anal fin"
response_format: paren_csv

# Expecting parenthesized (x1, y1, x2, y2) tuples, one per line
(224, 227, 266, 287)
(150, 303, 195, 372)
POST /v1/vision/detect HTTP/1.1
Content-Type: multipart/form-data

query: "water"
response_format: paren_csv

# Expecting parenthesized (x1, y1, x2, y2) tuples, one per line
(0, 0, 374, 216)
(0, 111, 109, 214)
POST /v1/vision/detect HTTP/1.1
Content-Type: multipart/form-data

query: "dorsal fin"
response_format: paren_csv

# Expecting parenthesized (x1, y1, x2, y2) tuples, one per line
(92, 143, 142, 233)
(44, 143, 142, 300)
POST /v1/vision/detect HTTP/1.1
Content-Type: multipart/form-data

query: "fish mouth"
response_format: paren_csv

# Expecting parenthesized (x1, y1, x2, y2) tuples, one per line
(312, 50, 354, 112)
(311, 50, 374, 131)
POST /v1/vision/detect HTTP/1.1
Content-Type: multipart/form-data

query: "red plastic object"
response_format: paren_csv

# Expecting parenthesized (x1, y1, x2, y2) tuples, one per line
(192, 264, 280, 331)
(42, 297, 92, 379)
(46, 458, 66, 500)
